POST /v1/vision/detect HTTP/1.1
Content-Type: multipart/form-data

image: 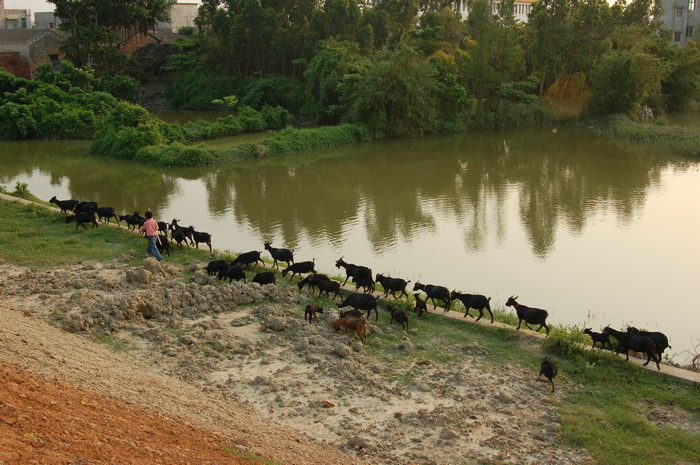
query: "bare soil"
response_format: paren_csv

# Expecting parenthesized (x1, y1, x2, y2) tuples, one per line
(0, 257, 594, 465)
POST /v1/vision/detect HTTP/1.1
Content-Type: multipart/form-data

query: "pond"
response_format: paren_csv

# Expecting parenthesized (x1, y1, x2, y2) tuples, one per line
(1, 127, 698, 362)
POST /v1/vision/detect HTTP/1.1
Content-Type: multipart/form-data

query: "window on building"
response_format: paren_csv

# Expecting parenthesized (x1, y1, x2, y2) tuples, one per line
(20, 18, 27, 28)
(49, 22, 54, 28)
(688, 26, 695, 37)
(675, 31, 683, 42)
(676, 7, 685, 17)
(689, 0, 696, 10)
(49, 54, 59, 63)
(10, 64, 16, 73)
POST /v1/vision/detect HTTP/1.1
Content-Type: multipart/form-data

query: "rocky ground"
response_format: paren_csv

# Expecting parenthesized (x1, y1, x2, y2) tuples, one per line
(0, 255, 595, 465)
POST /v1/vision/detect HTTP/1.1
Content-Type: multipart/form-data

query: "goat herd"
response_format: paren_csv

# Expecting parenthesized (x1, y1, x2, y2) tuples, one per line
(49, 195, 672, 391)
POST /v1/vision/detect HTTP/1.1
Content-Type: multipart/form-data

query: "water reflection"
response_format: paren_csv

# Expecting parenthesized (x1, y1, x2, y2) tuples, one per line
(0, 129, 686, 258)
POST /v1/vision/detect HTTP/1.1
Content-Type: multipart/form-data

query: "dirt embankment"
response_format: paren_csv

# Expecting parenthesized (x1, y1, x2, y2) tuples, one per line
(0, 257, 593, 465)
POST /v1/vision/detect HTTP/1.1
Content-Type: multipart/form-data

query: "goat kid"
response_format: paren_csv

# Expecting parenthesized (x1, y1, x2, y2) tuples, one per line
(304, 304, 324, 322)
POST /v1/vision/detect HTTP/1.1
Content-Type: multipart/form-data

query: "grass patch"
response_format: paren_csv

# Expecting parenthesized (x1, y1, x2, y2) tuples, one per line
(595, 116, 700, 157)
(220, 445, 282, 465)
(92, 333, 134, 353)
(0, 197, 212, 268)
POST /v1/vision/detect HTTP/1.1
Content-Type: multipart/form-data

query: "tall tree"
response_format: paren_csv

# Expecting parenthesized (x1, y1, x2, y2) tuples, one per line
(51, 0, 174, 71)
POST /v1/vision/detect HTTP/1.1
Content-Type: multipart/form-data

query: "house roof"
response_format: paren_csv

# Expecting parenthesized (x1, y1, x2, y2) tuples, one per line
(0, 28, 63, 44)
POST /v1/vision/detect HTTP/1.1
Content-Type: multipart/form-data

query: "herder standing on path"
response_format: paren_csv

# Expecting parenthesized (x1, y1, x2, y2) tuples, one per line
(139, 210, 163, 261)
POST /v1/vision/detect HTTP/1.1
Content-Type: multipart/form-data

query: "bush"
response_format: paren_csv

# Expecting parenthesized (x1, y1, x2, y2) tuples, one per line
(261, 106, 295, 129)
(262, 124, 370, 157)
(236, 106, 265, 132)
(541, 325, 589, 359)
(135, 143, 219, 167)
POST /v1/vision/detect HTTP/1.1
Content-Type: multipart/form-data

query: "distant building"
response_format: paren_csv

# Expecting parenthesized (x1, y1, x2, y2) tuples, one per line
(156, 2, 199, 37)
(34, 12, 62, 29)
(657, 0, 699, 45)
(453, 0, 536, 23)
(369, 0, 537, 24)
(0, 0, 32, 29)
(0, 28, 63, 78)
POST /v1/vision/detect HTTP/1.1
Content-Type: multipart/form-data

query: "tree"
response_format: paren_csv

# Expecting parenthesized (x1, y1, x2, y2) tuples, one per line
(339, 44, 440, 136)
(51, 0, 173, 71)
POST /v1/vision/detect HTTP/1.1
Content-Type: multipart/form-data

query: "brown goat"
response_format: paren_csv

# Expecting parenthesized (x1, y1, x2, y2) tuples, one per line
(333, 315, 367, 345)
(304, 304, 324, 322)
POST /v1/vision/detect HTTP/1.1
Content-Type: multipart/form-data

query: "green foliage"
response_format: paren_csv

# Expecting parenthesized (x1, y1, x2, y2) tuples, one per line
(135, 143, 218, 167)
(52, 0, 173, 72)
(211, 95, 239, 109)
(236, 106, 266, 132)
(261, 106, 295, 129)
(0, 67, 122, 140)
(541, 325, 589, 359)
(340, 45, 440, 136)
(662, 40, 700, 111)
(261, 124, 370, 157)
(596, 116, 700, 157)
(167, 71, 242, 110)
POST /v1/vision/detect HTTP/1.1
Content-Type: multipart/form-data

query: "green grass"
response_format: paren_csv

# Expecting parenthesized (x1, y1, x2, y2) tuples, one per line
(595, 116, 700, 157)
(92, 333, 134, 353)
(0, 197, 212, 268)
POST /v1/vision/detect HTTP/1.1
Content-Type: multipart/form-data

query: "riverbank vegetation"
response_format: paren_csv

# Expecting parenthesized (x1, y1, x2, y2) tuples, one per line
(594, 116, 700, 157)
(1, 192, 700, 465)
(2, 0, 700, 162)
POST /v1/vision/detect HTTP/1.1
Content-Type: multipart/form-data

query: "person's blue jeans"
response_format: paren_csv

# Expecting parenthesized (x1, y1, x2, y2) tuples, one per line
(146, 235, 163, 261)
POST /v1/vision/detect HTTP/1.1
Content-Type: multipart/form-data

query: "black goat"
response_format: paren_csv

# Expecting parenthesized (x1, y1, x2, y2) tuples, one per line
(538, 357, 558, 392)
(604, 326, 660, 370)
(156, 234, 173, 257)
(316, 278, 343, 302)
(187, 226, 212, 253)
(282, 260, 316, 281)
(49, 196, 78, 213)
(413, 293, 428, 317)
(352, 275, 375, 294)
(120, 211, 143, 231)
(627, 327, 671, 360)
(335, 257, 372, 286)
(583, 328, 613, 350)
(505, 296, 550, 335)
(450, 291, 493, 323)
(172, 229, 189, 249)
(96, 207, 119, 224)
(263, 242, 294, 269)
(170, 219, 194, 246)
(387, 305, 408, 331)
(252, 271, 276, 285)
(375, 274, 410, 299)
(298, 273, 329, 293)
(66, 211, 98, 230)
(157, 221, 169, 235)
(206, 260, 229, 276)
(218, 264, 246, 283)
(75, 201, 98, 214)
(339, 293, 379, 321)
(231, 250, 264, 269)
(413, 282, 451, 311)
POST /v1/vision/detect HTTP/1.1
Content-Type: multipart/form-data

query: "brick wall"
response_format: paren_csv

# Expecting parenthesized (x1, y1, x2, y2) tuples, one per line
(0, 52, 31, 79)
(121, 32, 160, 56)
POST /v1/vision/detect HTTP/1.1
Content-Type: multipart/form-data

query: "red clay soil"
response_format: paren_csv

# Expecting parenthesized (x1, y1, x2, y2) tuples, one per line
(0, 362, 255, 465)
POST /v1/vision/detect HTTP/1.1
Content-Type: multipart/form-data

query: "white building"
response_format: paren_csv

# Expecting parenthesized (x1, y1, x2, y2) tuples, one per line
(453, 0, 536, 23)
(0, 0, 32, 29)
(657, 0, 699, 45)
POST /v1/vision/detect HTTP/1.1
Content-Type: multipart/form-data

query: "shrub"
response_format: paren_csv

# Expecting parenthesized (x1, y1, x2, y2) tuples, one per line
(262, 124, 370, 157)
(541, 325, 589, 359)
(261, 106, 295, 129)
(135, 143, 219, 167)
(236, 106, 265, 132)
